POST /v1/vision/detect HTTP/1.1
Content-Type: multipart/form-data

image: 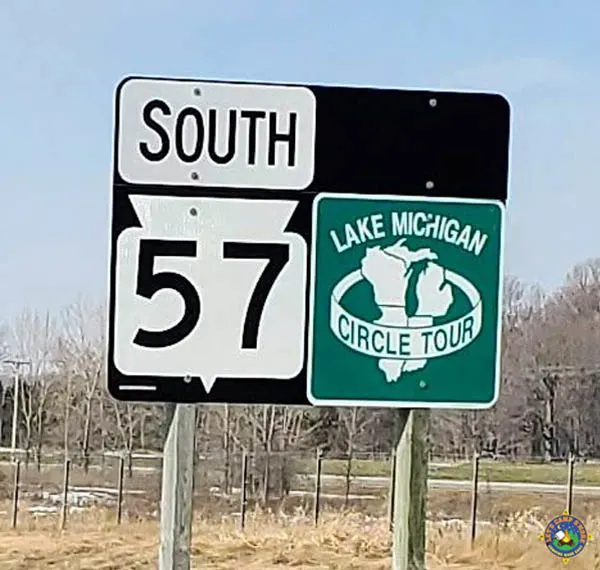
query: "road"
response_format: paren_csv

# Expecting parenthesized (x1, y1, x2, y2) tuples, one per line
(429, 478, 600, 496)
(307, 474, 600, 497)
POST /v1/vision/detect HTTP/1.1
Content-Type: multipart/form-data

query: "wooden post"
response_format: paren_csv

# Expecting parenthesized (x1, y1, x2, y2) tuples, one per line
(470, 451, 480, 545)
(158, 404, 196, 570)
(391, 410, 428, 570)
(60, 459, 71, 530)
(11, 460, 21, 528)
(63, 371, 71, 464)
(261, 450, 271, 506)
(116, 454, 125, 524)
(223, 404, 231, 494)
(10, 369, 20, 464)
(240, 450, 248, 531)
(313, 448, 323, 525)
(566, 453, 574, 514)
(388, 449, 397, 532)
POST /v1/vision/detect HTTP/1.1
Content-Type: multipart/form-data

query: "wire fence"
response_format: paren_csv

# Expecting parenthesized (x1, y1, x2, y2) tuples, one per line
(0, 449, 594, 537)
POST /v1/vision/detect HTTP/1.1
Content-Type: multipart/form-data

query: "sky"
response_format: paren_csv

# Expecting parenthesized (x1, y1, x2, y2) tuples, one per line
(1, 0, 599, 321)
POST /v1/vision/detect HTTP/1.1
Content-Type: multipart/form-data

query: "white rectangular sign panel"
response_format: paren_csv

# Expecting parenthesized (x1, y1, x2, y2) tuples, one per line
(117, 79, 317, 189)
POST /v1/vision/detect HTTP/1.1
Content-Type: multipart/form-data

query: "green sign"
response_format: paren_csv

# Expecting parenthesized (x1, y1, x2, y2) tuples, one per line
(307, 193, 505, 408)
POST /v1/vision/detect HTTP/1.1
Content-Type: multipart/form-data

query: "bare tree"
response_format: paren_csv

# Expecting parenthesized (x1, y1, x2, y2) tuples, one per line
(0, 328, 11, 444)
(6, 252, 600, 471)
(110, 400, 139, 476)
(336, 407, 374, 508)
(58, 299, 105, 471)
(7, 309, 58, 468)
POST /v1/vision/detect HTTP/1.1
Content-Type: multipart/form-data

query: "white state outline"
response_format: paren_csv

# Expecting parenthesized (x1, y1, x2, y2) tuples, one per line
(330, 267, 483, 360)
(306, 192, 506, 409)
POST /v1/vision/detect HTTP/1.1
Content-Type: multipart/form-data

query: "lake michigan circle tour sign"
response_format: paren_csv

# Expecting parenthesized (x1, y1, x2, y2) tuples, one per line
(307, 194, 504, 408)
(109, 75, 509, 405)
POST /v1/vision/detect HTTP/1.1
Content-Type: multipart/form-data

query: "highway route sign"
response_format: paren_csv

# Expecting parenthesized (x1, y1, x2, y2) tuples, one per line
(307, 194, 504, 408)
(108, 76, 510, 405)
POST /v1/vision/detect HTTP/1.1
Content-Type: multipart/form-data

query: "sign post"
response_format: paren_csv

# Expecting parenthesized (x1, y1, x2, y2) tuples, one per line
(159, 404, 196, 570)
(307, 195, 505, 569)
(391, 409, 428, 569)
(109, 76, 510, 569)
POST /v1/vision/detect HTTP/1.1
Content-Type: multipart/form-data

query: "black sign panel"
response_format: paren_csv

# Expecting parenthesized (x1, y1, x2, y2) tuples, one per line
(108, 76, 510, 404)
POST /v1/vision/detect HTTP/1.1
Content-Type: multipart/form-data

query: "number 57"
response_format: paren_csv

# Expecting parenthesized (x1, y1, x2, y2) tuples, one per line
(133, 238, 290, 350)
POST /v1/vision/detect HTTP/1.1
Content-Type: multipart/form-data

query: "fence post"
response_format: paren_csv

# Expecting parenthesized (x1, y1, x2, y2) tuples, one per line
(240, 450, 248, 531)
(223, 404, 231, 495)
(470, 451, 480, 545)
(313, 449, 323, 525)
(566, 453, 575, 513)
(11, 460, 21, 529)
(116, 454, 125, 524)
(387, 449, 397, 532)
(60, 459, 71, 530)
(262, 451, 271, 506)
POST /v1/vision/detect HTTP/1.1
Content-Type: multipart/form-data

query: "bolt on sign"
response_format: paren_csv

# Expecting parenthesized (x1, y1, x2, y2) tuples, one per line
(108, 76, 510, 405)
(307, 194, 504, 408)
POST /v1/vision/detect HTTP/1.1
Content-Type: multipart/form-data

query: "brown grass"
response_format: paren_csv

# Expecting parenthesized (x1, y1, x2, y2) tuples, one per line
(1, 459, 599, 568)
(0, 507, 598, 569)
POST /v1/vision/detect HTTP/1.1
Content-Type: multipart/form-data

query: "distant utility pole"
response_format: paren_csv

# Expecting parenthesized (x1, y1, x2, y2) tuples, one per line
(3, 359, 31, 463)
(46, 359, 69, 460)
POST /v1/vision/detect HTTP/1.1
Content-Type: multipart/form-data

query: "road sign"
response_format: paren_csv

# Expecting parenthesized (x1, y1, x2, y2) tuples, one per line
(114, 195, 307, 395)
(117, 80, 316, 189)
(307, 194, 504, 408)
(108, 76, 510, 404)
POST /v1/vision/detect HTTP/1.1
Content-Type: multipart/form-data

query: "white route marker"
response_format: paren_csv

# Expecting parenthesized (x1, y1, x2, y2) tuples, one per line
(113, 195, 307, 392)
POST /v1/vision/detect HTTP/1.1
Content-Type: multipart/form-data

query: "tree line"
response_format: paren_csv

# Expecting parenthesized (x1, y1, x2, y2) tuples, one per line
(1, 258, 600, 469)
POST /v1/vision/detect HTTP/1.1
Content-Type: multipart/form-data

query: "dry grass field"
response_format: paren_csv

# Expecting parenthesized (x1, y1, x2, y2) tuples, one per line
(0, 499, 598, 569)
(0, 509, 598, 569)
(1, 457, 599, 568)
